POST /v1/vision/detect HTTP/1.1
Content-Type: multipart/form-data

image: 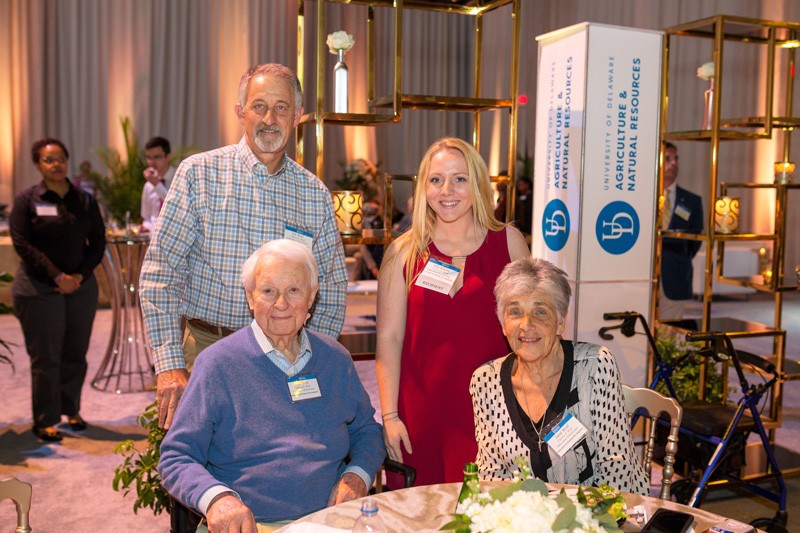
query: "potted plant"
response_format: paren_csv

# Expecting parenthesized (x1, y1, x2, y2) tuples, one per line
(112, 400, 170, 515)
(653, 329, 725, 404)
(92, 117, 147, 228)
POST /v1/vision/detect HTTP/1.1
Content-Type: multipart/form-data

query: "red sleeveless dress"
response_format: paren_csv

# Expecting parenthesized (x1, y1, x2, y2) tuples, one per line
(396, 229, 512, 486)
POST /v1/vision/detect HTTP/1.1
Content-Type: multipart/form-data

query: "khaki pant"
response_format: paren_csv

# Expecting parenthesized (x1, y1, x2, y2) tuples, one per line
(183, 320, 230, 369)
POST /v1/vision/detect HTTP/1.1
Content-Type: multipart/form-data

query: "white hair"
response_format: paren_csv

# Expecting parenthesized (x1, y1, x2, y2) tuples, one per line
(241, 239, 319, 293)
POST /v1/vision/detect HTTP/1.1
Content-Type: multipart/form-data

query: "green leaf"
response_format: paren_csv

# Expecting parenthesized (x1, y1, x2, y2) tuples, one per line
(552, 503, 576, 530)
(520, 478, 548, 495)
(440, 516, 471, 530)
(489, 480, 521, 502)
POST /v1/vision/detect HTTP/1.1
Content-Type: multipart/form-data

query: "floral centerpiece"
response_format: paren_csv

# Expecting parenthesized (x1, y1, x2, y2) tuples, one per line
(442, 459, 626, 533)
(336, 158, 381, 202)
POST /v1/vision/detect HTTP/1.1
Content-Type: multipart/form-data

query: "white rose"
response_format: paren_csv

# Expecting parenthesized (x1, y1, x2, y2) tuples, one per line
(327, 31, 355, 54)
(697, 61, 715, 80)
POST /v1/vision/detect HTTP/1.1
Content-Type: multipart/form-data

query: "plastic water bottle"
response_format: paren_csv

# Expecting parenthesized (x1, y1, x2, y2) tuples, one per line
(352, 497, 387, 532)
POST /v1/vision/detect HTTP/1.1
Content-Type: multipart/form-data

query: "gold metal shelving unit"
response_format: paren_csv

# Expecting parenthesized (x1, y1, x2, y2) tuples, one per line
(295, 0, 521, 240)
(657, 15, 800, 458)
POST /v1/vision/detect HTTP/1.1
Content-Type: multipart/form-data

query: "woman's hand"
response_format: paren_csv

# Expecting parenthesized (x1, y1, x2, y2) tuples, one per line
(382, 417, 412, 461)
(54, 273, 82, 294)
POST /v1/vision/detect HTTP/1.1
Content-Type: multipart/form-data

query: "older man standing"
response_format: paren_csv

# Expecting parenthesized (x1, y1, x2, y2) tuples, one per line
(140, 63, 347, 428)
(158, 240, 383, 531)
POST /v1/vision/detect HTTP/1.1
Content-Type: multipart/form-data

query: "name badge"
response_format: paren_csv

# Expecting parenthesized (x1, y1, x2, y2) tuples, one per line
(287, 373, 322, 402)
(414, 258, 460, 295)
(35, 204, 58, 217)
(543, 412, 588, 457)
(674, 204, 691, 221)
(284, 226, 314, 248)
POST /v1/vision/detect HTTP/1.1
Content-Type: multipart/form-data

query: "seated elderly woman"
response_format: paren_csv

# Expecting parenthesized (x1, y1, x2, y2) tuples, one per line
(469, 257, 647, 495)
(158, 239, 385, 531)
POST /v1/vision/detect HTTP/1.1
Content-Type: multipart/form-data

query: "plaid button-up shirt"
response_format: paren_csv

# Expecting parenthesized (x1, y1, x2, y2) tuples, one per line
(140, 138, 347, 374)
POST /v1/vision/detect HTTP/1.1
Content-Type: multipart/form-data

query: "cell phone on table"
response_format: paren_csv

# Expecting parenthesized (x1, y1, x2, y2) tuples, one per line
(640, 508, 694, 533)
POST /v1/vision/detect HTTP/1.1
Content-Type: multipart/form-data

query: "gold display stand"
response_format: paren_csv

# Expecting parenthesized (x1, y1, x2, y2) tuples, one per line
(657, 14, 800, 474)
(296, 0, 522, 239)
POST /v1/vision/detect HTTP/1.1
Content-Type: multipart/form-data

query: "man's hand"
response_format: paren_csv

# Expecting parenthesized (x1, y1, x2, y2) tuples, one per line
(382, 417, 412, 462)
(156, 369, 190, 429)
(327, 472, 368, 506)
(206, 495, 257, 533)
(143, 166, 160, 185)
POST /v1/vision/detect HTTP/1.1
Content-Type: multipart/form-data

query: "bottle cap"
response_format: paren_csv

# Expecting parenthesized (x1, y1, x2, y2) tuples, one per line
(464, 462, 478, 474)
(360, 497, 378, 514)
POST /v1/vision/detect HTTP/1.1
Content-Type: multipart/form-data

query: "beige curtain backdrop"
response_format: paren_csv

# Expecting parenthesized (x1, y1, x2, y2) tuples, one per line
(0, 0, 797, 266)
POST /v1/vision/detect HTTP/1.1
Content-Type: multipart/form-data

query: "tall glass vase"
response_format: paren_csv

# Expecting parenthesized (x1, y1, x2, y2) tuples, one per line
(702, 79, 714, 130)
(333, 49, 349, 113)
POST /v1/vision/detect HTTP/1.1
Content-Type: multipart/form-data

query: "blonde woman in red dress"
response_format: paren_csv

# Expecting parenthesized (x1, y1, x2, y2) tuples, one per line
(376, 137, 530, 486)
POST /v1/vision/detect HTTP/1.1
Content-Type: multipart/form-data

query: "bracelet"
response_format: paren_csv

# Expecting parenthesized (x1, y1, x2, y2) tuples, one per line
(381, 411, 399, 421)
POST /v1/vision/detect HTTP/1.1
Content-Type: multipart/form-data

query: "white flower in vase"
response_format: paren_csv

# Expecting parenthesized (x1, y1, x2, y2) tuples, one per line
(326, 31, 355, 54)
(696, 61, 715, 81)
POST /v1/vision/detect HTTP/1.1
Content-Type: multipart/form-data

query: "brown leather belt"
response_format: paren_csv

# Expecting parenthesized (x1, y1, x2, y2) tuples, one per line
(187, 318, 235, 338)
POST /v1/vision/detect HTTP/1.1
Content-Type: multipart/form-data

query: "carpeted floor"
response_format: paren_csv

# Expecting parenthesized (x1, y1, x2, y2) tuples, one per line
(1, 292, 799, 531)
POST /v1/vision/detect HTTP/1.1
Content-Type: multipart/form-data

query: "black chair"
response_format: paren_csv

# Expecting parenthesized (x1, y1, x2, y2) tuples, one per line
(169, 456, 416, 533)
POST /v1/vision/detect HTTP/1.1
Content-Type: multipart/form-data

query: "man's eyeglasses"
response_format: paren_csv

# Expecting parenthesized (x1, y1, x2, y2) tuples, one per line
(41, 156, 67, 164)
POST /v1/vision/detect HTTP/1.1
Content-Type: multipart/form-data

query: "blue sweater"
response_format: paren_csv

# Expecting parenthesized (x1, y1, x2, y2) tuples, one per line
(158, 328, 385, 522)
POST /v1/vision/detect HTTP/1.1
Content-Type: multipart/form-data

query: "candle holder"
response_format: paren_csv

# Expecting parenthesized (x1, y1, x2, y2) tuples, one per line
(774, 162, 795, 185)
(332, 190, 363, 236)
(714, 196, 740, 234)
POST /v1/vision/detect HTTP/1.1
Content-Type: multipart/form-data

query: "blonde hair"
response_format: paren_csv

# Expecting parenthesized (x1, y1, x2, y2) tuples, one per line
(391, 137, 505, 288)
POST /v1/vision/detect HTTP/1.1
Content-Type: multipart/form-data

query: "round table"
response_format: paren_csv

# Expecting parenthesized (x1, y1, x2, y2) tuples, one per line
(276, 481, 753, 532)
(91, 232, 156, 393)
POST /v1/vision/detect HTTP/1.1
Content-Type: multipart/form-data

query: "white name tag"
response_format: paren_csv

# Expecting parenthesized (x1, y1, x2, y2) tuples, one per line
(35, 204, 58, 217)
(674, 204, 691, 221)
(544, 412, 588, 457)
(414, 258, 460, 295)
(284, 225, 314, 248)
(287, 374, 322, 402)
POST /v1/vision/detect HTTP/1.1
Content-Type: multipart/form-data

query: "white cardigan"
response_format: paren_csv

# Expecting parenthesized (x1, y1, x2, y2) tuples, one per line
(469, 340, 648, 495)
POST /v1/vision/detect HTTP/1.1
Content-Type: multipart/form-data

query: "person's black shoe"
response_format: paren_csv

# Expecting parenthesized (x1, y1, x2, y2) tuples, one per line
(34, 426, 63, 442)
(67, 415, 88, 431)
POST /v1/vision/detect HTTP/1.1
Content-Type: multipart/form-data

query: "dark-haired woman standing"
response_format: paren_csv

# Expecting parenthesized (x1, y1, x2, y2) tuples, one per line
(10, 138, 105, 442)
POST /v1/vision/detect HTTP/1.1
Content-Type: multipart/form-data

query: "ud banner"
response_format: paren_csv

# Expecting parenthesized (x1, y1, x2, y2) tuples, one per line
(532, 22, 662, 386)
(533, 22, 661, 281)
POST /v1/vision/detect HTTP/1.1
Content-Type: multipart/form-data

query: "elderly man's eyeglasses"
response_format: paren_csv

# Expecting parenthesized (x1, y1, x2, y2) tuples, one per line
(41, 156, 67, 164)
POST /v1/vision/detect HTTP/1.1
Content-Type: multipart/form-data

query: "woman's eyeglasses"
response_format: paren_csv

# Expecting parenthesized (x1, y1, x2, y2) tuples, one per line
(41, 156, 67, 164)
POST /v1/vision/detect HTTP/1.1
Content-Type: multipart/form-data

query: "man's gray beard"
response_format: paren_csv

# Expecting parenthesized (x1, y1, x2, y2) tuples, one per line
(255, 130, 284, 153)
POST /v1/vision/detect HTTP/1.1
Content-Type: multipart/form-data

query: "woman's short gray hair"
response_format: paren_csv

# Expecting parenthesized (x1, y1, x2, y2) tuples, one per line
(241, 239, 319, 293)
(494, 257, 572, 322)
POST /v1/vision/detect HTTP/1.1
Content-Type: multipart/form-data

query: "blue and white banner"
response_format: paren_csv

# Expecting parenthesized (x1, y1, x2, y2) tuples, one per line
(533, 22, 661, 282)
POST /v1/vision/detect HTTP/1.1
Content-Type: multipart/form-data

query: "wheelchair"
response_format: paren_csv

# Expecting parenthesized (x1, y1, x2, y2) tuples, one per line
(601, 311, 788, 532)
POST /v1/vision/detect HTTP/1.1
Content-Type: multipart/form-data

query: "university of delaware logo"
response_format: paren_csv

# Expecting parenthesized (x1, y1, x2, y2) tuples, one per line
(542, 199, 570, 251)
(596, 201, 639, 255)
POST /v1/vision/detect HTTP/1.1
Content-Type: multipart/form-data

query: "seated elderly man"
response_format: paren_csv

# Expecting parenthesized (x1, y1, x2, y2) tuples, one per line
(158, 239, 385, 532)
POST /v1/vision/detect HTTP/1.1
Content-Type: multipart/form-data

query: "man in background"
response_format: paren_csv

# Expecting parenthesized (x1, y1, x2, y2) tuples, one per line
(141, 136, 175, 232)
(140, 63, 347, 429)
(659, 142, 703, 320)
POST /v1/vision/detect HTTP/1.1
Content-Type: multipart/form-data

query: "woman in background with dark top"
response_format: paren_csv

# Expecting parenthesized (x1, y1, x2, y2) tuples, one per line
(376, 137, 529, 486)
(10, 138, 105, 442)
